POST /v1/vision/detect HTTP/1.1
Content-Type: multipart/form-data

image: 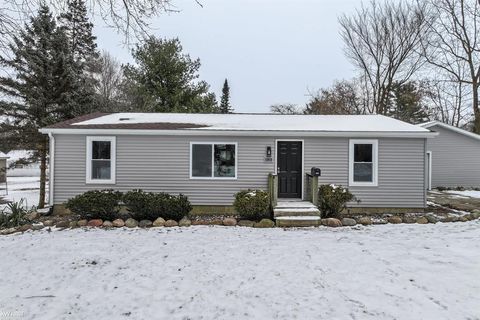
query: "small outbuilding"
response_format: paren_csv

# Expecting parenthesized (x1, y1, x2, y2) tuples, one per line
(420, 121, 480, 189)
(0, 152, 8, 183)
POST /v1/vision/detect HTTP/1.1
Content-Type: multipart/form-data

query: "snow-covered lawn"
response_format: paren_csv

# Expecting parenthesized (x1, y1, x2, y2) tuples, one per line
(0, 176, 45, 210)
(0, 223, 479, 319)
(446, 190, 480, 199)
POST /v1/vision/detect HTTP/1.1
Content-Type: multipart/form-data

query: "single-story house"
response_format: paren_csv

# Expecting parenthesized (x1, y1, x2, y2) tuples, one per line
(40, 113, 437, 216)
(420, 121, 480, 189)
(0, 152, 8, 183)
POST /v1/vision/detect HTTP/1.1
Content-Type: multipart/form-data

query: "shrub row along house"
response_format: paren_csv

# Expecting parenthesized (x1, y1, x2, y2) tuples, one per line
(40, 113, 439, 224)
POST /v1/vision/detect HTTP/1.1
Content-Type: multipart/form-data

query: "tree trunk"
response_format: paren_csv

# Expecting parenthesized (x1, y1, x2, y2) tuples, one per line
(38, 136, 48, 209)
(473, 81, 480, 134)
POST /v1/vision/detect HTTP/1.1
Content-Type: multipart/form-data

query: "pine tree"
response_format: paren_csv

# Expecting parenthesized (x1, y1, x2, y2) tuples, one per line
(0, 5, 72, 208)
(57, 0, 99, 117)
(386, 81, 430, 124)
(219, 79, 233, 113)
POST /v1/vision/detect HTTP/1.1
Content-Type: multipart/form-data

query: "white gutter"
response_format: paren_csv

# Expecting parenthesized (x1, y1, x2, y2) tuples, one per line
(39, 128, 438, 138)
(48, 133, 55, 206)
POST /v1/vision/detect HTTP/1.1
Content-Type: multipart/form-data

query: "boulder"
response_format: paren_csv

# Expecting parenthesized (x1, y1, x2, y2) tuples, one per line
(1, 228, 17, 235)
(43, 220, 54, 227)
(152, 217, 165, 227)
(223, 218, 237, 226)
(112, 219, 125, 227)
(17, 224, 32, 232)
(125, 218, 138, 228)
(325, 218, 342, 227)
(69, 221, 78, 228)
(55, 220, 70, 228)
(425, 215, 439, 224)
(25, 211, 39, 221)
(402, 216, 416, 224)
(31, 224, 45, 231)
(469, 211, 480, 220)
(164, 219, 179, 227)
(77, 219, 88, 227)
(459, 215, 469, 222)
(416, 217, 429, 224)
(178, 217, 191, 227)
(387, 216, 403, 224)
(88, 219, 103, 227)
(341, 218, 356, 226)
(237, 220, 255, 227)
(102, 220, 113, 228)
(138, 220, 153, 228)
(373, 218, 387, 225)
(356, 217, 372, 225)
(253, 219, 275, 228)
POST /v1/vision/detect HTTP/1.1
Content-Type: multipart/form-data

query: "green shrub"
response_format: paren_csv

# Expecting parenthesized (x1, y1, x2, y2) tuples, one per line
(123, 190, 192, 221)
(0, 199, 30, 228)
(65, 190, 122, 220)
(233, 189, 270, 220)
(318, 184, 355, 218)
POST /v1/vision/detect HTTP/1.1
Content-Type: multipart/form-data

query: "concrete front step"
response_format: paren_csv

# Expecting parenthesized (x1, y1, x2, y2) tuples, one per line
(274, 208, 320, 217)
(275, 216, 321, 227)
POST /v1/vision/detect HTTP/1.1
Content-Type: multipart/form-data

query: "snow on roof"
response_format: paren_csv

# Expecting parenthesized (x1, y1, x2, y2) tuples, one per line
(0, 152, 8, 159)
(72, 113, 430, 133)
(419, 121, 480, 142)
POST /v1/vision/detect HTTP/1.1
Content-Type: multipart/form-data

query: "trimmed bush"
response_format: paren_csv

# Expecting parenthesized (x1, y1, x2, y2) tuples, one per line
(318, 184, 355, 218)
(65, 190, 122, 220)
(123, 190, 192, 221)
(233, 189, 270, 220)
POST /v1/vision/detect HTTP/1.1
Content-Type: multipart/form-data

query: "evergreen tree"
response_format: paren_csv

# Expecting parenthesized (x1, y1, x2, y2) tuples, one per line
(123, 37, 218, 113)
(219, 79, 233, 113)
(57, 0, 99, 117)
(386, 81, 430, 124)
(0, 5, 72, 208)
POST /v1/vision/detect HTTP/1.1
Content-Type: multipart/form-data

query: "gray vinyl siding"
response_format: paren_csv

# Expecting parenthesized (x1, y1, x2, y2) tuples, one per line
(53, 134, 426, 208)
(426, 125, 480, 188)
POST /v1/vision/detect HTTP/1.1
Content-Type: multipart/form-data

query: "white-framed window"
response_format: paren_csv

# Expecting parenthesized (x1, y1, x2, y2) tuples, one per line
(190, 142, 237, 179)
(349, 139, 378, 187)
(86, 136, 116, 184)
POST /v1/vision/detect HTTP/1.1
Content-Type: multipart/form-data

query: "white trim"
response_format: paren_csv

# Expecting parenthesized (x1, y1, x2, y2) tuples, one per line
(39, 128, 439, 138)
(48, 133, 55, 206)
(274, 139, 305, 200)
(426, 151, 432, 191)
(86, 136, 116, 184)
(420, 121, 480, 141)
(349, 139, 378, 187)
(189, 142, 238, 180)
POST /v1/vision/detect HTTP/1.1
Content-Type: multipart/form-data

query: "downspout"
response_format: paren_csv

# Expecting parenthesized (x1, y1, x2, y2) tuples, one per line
(48, 133, 55, 207)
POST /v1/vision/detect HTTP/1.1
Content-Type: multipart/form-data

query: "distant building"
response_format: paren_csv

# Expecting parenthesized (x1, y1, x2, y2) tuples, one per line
(0, 152, 8, 183)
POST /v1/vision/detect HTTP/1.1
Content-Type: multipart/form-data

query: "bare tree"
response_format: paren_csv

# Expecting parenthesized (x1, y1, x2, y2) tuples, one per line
(422, 0, 480, 133)
(339, 0, 428, 115)
(96, 50, 124, 111)
(270, 104, 301, 115)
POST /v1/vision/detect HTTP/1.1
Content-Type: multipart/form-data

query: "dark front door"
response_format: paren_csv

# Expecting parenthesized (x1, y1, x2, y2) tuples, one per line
(277, 141, 302, 198)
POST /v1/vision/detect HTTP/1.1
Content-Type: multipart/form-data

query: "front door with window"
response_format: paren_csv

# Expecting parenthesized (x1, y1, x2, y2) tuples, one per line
(277, 141, 302, 198)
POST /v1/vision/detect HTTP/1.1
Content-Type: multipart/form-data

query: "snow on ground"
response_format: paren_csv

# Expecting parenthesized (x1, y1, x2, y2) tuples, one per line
(0, 223, 479, 320)
(0, 176, 44, 210)
(446, 190, 480, 199)
(6, 150, 40, 177)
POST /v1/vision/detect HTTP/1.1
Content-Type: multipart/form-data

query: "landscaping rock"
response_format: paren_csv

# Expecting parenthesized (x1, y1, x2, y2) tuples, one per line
(416, 217, 429, 224)
(325, 218, 342, 227)
(402, 216, 416, 224)
(341, 218, 356, 226)
(88, 219, 103, 227)
(17, 224, 32, 232)
(164, 220, 178, 227)
(139, 220, 153, 228)
(459, 215, 469, 222)
(425, 215, 439, 224)
(237, 220, 255, 227)
(77, 219, 88, 227)
(25, 211, 39, 221)
(356, 217, 372, 225)
(387, 216, 403, 224)
(1, 228, 17, 235)
(223, 217, 237, 226)
(152, 217, 165, 227)
(125, 218, 138, 228)
(31, 224, 44, 231)
(178, 217, 191, 227)
(373, 218, 387, 225)
(43, 220, 54, 227)
(469, 211, 480, 220)
(253, 219, 275, 228)
(102, 220, 113, 228)
(69, 221, 78, 228)
(55, 220, 70, 228)
(112, 219, 125, 227)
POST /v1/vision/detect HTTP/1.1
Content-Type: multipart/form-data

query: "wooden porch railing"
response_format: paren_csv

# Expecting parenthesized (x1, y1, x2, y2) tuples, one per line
(305, 173, 319, 206)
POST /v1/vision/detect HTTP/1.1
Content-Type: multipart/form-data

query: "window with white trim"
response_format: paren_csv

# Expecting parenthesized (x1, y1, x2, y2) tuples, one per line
(86, 136, 116, 184)
(190, 142, 237, 179)
(349, 139, 378, 186)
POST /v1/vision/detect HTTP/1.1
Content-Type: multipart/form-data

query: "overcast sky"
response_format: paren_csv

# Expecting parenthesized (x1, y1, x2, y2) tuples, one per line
(94, 0, 360, 113)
